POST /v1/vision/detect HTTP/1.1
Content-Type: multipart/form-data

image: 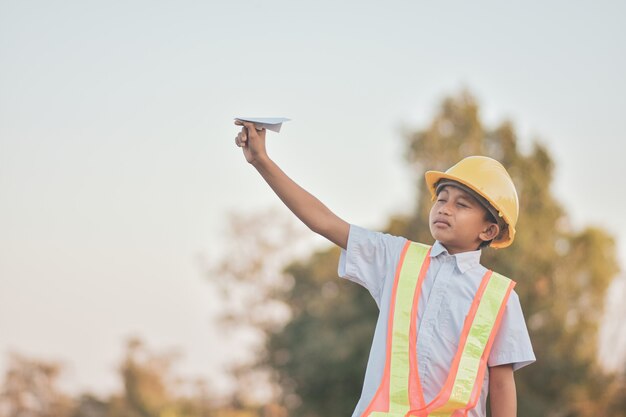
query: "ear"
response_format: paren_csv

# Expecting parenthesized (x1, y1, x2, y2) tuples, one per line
(479, 223, 500, 243)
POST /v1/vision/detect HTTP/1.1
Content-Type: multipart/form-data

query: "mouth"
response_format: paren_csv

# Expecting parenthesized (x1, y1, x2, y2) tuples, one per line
(433, 219, 451, 227)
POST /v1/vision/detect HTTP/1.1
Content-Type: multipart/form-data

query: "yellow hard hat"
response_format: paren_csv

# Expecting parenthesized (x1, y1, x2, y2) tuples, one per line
(424, 156, 519, 248)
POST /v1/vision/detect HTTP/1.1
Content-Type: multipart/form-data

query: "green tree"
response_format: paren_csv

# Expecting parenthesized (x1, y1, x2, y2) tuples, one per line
(257, 91, 620, 417)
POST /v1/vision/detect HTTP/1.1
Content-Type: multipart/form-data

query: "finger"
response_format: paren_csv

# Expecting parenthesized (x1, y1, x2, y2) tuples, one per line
(235, 132, 246, 147)
(239, 128, 247, 143)
(241, 121, 259, 137)
(234, 119, 244, 126)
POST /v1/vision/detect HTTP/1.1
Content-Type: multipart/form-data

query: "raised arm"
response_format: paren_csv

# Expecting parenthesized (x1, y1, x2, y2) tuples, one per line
(235, 120, 349, 249)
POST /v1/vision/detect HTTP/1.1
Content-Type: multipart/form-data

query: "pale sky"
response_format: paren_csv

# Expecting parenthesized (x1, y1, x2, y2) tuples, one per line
(1, 0, 625, 397)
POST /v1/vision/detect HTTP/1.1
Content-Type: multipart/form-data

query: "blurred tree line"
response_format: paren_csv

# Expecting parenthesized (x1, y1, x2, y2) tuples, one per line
(0, 337, 287, 417)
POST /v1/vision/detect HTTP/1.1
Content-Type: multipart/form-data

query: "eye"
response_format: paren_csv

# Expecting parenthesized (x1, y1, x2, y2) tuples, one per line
(456, 202, 469, 208)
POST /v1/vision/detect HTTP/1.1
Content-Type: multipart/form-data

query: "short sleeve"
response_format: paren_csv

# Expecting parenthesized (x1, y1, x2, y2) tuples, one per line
(488, 290, 536, 371)
(337, 224, 407, 306)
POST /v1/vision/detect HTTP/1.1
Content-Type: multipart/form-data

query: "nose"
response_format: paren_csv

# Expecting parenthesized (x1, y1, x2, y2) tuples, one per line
(438, 200, 452, 215)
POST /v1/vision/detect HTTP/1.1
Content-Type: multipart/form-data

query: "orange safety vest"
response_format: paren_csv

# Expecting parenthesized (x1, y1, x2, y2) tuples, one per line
(361, 241, 515, 417)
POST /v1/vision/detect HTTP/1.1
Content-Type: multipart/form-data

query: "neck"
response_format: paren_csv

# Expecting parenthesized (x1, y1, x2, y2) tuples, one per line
(440, 242, 482, 255)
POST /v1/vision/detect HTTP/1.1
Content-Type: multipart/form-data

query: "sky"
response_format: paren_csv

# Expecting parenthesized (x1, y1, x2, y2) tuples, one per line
(1, 0, 625, 397)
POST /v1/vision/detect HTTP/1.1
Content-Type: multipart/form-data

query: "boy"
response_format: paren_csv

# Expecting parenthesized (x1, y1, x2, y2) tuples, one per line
(234, 120, 535, 417)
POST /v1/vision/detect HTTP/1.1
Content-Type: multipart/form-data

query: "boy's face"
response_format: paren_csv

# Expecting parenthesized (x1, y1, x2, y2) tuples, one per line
(428, 185, 500, 254)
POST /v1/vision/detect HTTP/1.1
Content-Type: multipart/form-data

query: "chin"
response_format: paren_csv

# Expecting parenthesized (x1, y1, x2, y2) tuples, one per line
(430, 229, 449, 244)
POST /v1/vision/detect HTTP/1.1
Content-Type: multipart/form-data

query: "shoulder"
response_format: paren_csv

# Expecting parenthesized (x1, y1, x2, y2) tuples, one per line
(490, 270, 517, 286)
(347, 224, 409, 255)
(339, 225, 412, 302)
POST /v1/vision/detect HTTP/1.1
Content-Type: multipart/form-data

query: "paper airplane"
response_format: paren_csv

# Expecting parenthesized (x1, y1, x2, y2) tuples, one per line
(234, 117, 291, 133)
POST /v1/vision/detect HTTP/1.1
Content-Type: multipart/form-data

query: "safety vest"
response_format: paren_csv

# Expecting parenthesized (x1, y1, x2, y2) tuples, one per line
(361, 241, 515, 417)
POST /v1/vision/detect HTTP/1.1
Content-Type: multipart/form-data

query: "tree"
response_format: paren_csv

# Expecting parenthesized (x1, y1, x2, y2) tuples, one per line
(0, 353, 73, 417)
(205, 210, 306, 414)
(106, 337, 219, 417)
(0, 340, 225, 417)
(257, 91, 620, 416)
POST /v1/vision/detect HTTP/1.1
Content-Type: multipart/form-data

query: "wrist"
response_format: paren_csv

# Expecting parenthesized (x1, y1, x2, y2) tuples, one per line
(251, 153, 271, 170)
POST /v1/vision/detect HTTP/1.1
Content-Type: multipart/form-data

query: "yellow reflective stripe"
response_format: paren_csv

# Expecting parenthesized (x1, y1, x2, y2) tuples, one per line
(388, 243, 429, 414)
(427, 405, 460, 417)
(428, 412, 455, 417)
(447, 272, 511, 407)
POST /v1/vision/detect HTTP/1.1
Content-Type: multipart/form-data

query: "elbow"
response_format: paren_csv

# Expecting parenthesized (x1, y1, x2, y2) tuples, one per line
(308, 216, 348, 250)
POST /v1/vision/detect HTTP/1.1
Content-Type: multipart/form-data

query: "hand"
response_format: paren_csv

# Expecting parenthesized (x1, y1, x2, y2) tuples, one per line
(234, 119, 267, 165)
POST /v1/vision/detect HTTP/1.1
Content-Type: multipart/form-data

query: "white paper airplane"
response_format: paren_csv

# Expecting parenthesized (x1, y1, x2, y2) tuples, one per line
(234, 117, 291, 133)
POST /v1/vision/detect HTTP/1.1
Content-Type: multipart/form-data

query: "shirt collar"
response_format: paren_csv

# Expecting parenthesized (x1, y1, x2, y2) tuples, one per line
(430, 241, 482, 274)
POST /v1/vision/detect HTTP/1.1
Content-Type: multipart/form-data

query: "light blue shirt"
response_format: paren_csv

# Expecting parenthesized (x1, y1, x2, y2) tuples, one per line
(338, 225, 535, 417)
